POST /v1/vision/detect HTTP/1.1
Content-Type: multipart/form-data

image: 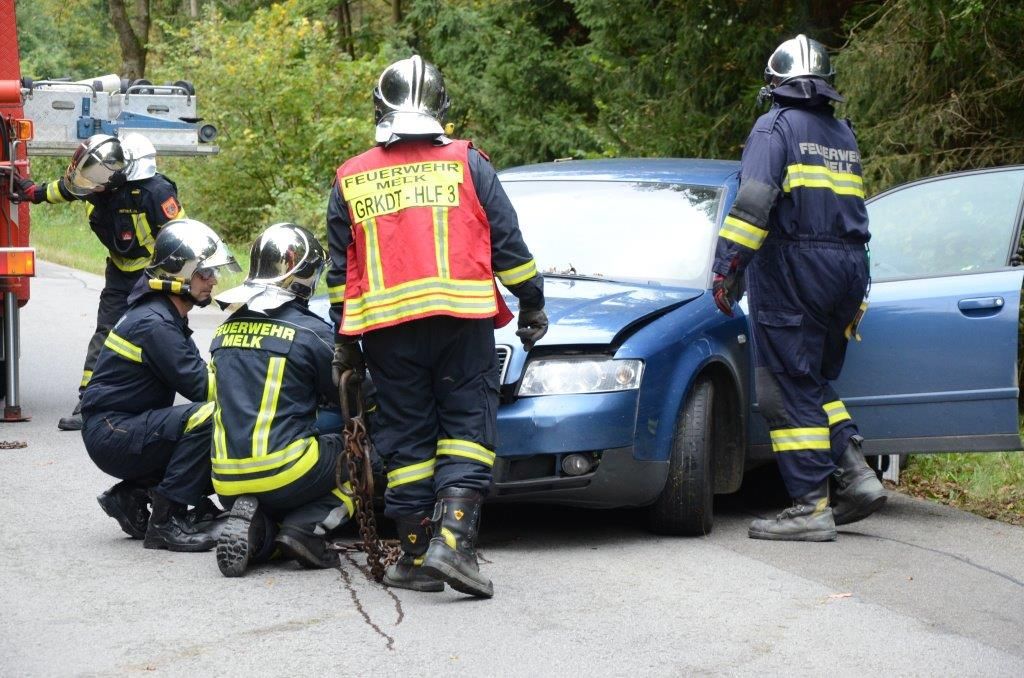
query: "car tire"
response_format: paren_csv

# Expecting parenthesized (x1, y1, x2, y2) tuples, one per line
(647, 376, 715, 536)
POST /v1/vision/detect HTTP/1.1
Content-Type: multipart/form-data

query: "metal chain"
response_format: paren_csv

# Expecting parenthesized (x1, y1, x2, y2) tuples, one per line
(334, 371, 400, 582)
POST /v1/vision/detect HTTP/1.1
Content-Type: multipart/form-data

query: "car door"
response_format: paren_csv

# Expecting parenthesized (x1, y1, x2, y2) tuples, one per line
(835, 167, 1024, 454)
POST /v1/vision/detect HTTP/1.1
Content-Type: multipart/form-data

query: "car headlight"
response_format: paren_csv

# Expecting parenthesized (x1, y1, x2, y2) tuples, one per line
(519, 357, 644, 396)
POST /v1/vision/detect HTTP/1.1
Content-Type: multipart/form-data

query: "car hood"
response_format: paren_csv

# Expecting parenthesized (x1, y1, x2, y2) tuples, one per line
(498, 277, 704, 346)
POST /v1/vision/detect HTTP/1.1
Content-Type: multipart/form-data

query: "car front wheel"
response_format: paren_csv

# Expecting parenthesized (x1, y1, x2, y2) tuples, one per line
(647, 376, 715, 536)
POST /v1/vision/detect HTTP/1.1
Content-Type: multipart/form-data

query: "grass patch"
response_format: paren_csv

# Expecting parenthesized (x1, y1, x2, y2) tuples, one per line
(899, 452, 1024, 526)
(29, 205, 251, 289)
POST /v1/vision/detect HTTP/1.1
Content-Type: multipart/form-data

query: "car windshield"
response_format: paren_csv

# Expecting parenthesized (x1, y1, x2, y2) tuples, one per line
(502, 180, 722, 288)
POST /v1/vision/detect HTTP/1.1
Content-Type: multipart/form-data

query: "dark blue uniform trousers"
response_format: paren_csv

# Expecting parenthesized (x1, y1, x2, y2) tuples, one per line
(82, 401, 213, 505)
(363, 315, 498, 519)
(81, 262, 141, 391)
(219, 434, 352, 536)
(748, 241, 868, 497)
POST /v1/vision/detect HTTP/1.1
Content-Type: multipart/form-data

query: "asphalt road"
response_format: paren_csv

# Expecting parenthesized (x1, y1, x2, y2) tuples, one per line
(2, 261, 1023, 676)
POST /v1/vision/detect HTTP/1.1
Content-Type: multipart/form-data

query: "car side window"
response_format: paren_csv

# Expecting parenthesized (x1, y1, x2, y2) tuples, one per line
(866, 169, 1024, 280)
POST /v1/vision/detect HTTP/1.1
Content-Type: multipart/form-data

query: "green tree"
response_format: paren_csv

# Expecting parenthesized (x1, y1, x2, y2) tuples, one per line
(155, 0, 388, 241)
(837, 0, 1024, 189)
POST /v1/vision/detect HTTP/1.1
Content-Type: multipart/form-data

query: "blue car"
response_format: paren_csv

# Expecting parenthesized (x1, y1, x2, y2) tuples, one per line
(317, 160, 1024, 536)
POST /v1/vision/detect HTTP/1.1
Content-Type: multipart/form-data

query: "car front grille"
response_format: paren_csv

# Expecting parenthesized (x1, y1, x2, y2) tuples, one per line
(496, 344, 512, 383)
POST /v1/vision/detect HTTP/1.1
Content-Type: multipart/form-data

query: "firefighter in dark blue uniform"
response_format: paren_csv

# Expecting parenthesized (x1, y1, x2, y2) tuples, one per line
(211, 223, 356, 577)
(327, 56, 547, 597)
(14, 133, 185, 431)
(711, 35, 887, 541)
(80, 218, 239, 551)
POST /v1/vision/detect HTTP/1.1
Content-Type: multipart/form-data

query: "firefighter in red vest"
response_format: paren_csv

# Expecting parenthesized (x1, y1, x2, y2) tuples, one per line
(326, 55, 546, 598)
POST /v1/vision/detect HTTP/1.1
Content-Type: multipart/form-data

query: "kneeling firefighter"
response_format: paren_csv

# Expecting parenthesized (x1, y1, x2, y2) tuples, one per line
(710, 35, 886, 541)
(80, 218, 239, 551)
(326, 55, 548, 597)
(212, 223, 356, 577)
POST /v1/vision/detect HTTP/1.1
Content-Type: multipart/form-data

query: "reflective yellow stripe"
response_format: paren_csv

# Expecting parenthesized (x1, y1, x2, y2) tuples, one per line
(495, 258, 538, 286)
(770, 427, 831, 452)
(434, 206, 450, 278)
(387, 458, 436, 488)
(362, 218, 385, 291)
(213, 405, 228, 460)
(46, 181, 69, 203)
(328, 284, 346, 305)
(213, 438, 319, 495)
(213, 437, 313, 473)
(80, 370, 93, 389)
(184, 402, 215, 433)
(207, 363, 217, 402)
(252, 357, 286, 457)
(823, 400, 852, 427)
(719, 215, 769, 251)
(331, 482, 356, 516)
(110, 253, 152, 272)
(437, 438, 496, 467)
(343, 293, 497, 333)
(104, 331, 143, 363)
(782, 163, 865, 198)
(345, 276, 494, 313)
(441, 527, 457, 550)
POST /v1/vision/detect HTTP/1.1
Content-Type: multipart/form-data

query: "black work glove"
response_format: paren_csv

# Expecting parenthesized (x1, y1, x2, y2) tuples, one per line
(10, 172, 45, 204)
(331, 338, 365, 387)
(516, 308, 548, 351)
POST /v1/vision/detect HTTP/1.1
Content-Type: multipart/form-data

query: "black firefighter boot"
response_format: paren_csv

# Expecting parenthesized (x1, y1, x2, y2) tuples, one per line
(58, 399, 83, 431)
(144, 491, 217, 552)
(383, 514, 444, 592)
(831, 435, 887, 525)
(97, 480, 151, 539)
(748, 483, 837, 542)
(274, 525, 340, 569)
(216, 495, 275, 577)
(420, 488, 494, 598)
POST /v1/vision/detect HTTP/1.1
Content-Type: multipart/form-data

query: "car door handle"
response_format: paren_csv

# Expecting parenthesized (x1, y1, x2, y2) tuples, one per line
(957, 296, 1004, 314)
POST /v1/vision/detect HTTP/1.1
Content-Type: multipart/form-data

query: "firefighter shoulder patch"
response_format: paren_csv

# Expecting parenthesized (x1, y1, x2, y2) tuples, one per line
(161, 197, 181, 220)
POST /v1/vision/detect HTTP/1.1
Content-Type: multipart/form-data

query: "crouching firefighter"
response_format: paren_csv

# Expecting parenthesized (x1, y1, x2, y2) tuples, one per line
(710, 35, 886, 541)
(326, 55, 548, 597)
(211, 223, 356, 577)
(80, 219, 240, 551)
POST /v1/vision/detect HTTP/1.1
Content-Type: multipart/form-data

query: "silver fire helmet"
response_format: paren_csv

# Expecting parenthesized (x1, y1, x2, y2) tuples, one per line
(145, 219, 240, 304)
(63, 134, 130, 196)
(373, 55, 450, 144)
(215, 222, 327, 312)
(121, 132, 157, 181)
(763, 34, 834, 87)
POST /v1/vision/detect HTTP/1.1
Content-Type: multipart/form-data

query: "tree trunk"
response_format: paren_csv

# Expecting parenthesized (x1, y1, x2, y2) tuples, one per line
(390, 0, 401, 25)
(338, 0, 354, 58)
(108, 0, 150, 79)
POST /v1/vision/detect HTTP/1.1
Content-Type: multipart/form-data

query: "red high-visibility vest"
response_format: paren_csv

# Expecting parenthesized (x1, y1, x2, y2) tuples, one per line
(336, 139, 509, 334)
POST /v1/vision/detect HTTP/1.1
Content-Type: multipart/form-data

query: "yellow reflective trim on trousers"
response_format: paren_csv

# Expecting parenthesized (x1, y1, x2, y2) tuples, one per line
(387, 458, 436, 488)
(251, 357, 286, 457)
(328, 284, 346, 305)
(213, 437, 314, 473)
(434, 206, 450, 279)
(362, 218, 385, 291)
(782, 163, 865, 198)
(184, 401, 215, 433)
(770, 427, 831, 452)
(80, 370, 93, 388)
(331, 482, 356, 516)
(719, 215, 769, 251)
(495, 258, 538, 286)
(823, 400, 852, 427)
(104, 331, 143, 363)
(436, 438, 496, 467)
(213, 438, 320, 496)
